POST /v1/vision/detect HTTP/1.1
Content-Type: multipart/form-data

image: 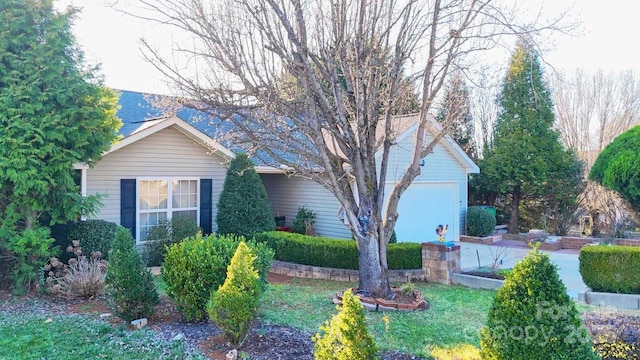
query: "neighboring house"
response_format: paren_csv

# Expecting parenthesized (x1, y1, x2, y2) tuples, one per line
(79, 90, 478, 244)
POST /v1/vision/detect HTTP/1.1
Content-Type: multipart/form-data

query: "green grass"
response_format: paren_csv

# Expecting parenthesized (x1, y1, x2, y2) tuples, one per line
(0, 312, 205, 360)
(258, 278, 495, 357)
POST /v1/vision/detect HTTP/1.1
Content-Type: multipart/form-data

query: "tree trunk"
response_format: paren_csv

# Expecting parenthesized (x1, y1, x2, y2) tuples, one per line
(508, 185, 521, 234)
(357, 233, 392, 298)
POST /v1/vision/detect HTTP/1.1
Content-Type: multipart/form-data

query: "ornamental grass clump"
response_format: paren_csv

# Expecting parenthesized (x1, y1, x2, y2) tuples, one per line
(43, 240, 107, 299)
(479, 246, 598, 360)
(105, 227, 159, 322)
(312, 289, 378, 360)
(207, 242, 262, 346)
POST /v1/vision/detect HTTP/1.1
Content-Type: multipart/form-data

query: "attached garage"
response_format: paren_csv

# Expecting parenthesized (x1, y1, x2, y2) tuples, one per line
(386, 182, 459, 243)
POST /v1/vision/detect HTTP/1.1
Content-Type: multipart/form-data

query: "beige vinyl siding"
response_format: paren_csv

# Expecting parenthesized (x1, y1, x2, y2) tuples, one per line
(260, 174, 352, 239)
(86, 126, 227, 232)
(382, 132, 470, 238)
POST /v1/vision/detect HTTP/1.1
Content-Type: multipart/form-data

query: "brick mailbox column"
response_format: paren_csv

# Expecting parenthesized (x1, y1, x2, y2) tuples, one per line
(421, 242, 461, 285)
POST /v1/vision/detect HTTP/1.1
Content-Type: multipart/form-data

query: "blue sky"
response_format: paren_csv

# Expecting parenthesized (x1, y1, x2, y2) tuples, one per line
(56, 0, 640, 94)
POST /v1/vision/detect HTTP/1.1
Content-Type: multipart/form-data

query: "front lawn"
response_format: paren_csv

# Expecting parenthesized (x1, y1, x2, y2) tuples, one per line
(258, 278, 495, 357)
(0, 312, 204, 360)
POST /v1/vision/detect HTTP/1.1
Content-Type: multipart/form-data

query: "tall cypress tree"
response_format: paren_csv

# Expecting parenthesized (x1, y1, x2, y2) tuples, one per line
(216, 154, 275, 238)
(475, 42, 580, 233)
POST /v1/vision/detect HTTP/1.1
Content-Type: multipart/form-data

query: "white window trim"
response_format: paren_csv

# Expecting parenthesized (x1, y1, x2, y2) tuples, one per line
(136, 177, 200, 243)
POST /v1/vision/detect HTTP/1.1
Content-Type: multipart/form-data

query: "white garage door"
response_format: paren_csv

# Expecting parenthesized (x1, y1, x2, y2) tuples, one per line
(386, 182, 457, 243)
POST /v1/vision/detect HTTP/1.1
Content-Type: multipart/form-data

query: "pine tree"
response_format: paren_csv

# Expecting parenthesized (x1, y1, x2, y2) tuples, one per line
(480, 247, 597, 359)
(436, 73, 476, 160)
(473, 42, 581, 233)
(216, 154, 275, 238)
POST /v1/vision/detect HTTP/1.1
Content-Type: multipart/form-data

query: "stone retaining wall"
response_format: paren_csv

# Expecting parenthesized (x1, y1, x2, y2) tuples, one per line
(269, 260, 427, 283)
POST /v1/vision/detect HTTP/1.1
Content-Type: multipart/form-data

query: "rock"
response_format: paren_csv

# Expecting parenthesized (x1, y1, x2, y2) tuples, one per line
(130, 318, 148, 330)
(171, 333, 185, 342)
(226, 349, 238, 360)
(99, 313, 112, 319)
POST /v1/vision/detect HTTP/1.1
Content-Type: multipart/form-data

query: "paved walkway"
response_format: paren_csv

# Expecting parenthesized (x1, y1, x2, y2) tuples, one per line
(457, 241, 588, 300)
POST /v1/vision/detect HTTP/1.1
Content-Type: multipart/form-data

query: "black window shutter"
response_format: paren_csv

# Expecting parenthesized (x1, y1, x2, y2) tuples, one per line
(120, 179, 136, 240)
(200, 179, 213, 235)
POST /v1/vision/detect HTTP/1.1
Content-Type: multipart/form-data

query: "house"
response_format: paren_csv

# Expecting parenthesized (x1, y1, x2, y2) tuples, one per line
(79, 90, 478, 244)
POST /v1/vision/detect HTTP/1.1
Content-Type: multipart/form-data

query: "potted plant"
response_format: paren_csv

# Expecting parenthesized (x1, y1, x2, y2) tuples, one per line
(274, 212, 286, 227)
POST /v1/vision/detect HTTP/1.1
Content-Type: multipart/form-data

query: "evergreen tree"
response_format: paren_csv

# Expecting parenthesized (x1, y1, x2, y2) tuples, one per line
(0, 0, 120, 290)
(480, 247, 597, 359)
(216, 154, 275, 238)
(207, 241, 262, 346)
(105, 227, 159, 322)
(313, 289, 378, 360)
(436, 73, 476, 160)
(590, 125, 640, 213)
(473, 42, 580, 233)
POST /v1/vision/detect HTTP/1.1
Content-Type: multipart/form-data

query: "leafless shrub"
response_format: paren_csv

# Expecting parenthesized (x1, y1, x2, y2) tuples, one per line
(44, 242, 108, 299)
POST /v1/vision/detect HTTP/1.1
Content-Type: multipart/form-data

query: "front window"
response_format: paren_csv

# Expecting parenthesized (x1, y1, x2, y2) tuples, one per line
(138, 178, 198, 242)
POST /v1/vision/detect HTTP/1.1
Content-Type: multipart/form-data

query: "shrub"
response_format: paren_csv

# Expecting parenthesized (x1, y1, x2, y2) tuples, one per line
(256, 232, 422, 270)
(43, 240, 107, 299)
(312, 289, 378, 360)
(162, 233, 273, 322)
(466, 206, 496, 237)
(68, 220, 117, 260)
(105, 227, 159, 322)
(216, 154, 275, 239)
(480, 247, 597, 360)
(4, 226, 57, 294)
(293, 206, 317, 235)
(207, 242, 262, 346)
(579, 245, 640, 294)
(143, 215, 201, 266)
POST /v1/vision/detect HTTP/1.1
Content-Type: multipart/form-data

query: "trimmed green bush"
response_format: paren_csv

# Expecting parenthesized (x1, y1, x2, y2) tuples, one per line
(143, 215, 201, 266)
(466, 206, 496, 237)
(105, 227, 159, 322)
(207, 242, 262, 346)
(68, 220, 117, 259)
(579, 245, 640, 294)
(480, 247, 597, 359)
(312, 288, 378, 359)
(387, 242, 422, 270)
(255, 231, 422, 270)
(162, 233, 273, 322)
(216, 154, 275, 239)
(292, 206, 316, 235)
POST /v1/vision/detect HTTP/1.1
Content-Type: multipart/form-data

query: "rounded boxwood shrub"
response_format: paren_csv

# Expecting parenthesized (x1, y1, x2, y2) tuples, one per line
(466, 206, 496, 237)
(68, 220, 117, 259)
(313, 288, 378, 359)
(105, 226, 159, 322)
(579, 245, 640, 294)
(162, 234, 273, 322)
(480, 247, 597, 359)
(207, 242, 262, 346)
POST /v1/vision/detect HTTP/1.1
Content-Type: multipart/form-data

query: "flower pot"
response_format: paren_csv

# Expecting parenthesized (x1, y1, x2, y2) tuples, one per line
(275, 216, 286, 227)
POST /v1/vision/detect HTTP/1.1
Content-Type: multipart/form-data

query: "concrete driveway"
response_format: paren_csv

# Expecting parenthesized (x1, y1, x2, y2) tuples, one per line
(457, 240, 588, 299)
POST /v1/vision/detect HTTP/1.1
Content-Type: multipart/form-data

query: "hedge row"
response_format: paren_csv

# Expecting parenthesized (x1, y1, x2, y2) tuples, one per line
(579, 245, 640, 294)
(255, 232, 422, 270)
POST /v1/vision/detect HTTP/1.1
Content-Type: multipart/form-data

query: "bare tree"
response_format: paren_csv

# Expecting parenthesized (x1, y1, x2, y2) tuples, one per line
(552, 69, 640, 164)
(552, 69, 640, 234)
(129, 0, 567, 297)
